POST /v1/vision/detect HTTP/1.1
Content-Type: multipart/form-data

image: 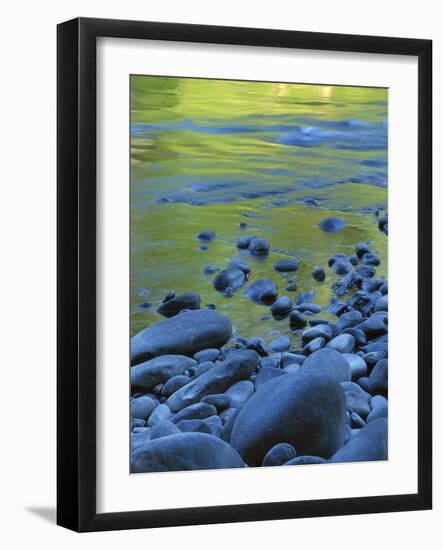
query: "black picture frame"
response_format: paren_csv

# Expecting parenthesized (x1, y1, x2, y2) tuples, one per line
(57, 17, 432, 532)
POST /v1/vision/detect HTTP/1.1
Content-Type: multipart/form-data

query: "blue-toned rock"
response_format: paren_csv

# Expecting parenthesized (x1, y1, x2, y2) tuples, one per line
(166, 350, 259, 412)
(329, 417, 387, 463)
(262, 443, 297, 466)
(131, 395, 157, 420)
(302, 348, 351, 383)
(131, 355, 197, 390)
(319, 217, 347, 232)
(270, 296, 293, 318)
(327, 334, 355, 354)
(201, 393, 231, 411)
(236, 235, 254, 249)
(147, 403, 172, 426)
(362, 252, 380, 266)
(284, 456, 327, 465)
(331, 258, 353, 275)
(281, 352, 305, 367)
(274, 258, 300, 272)
(176, 419, 213, 435)
(212, 268, 245, 292)
(231, 370, 346, 466)
(303, 336, 326, 355)
(171, 402, 217, 423)
(337, 310, 363, 331)
(161, 375, 191, 397)
(302, 324, 333, 343)
(296, 302, 322, 314)
(367, 359, 388, 395)
(197, 230, 216, 241)
(254, 366, 286, 389)
(193, 348, 220, 363)
(342, 381, 371, 418)
(229, 258, 251, 276)
(268, 335, 290, 352)
(245, 279, 278, 305)
(248, 237, 270, 256)
(225, 380, 254, 409)
(289, 310, 307, 329)
(131, 310, 232, 364)
(150, 420, 180, 440)
(343, 353, 368, 380)
(367, 395, 388, 423)
(157, 292, 201, 318)
(132, 433, 245, 472)
(312, 266, 326, 282)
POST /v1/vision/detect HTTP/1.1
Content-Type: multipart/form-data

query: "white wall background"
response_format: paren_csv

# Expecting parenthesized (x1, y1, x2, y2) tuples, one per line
(0, 0, 440, 547)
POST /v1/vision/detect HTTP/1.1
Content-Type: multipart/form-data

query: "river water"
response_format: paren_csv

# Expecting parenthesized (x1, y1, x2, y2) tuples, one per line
(130, 77, 387, 347)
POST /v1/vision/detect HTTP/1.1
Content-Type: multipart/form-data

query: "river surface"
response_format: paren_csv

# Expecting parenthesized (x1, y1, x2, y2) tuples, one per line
(130, 77, 388, 347)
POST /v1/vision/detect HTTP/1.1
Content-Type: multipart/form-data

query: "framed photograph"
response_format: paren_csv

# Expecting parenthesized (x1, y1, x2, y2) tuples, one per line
(57, 17, 432, 532)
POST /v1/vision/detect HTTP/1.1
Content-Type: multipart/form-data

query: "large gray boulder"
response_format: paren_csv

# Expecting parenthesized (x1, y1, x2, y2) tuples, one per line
(131, 310, 232, 364)
(131, 355, 196, 390)
(231, 370, 346, 466)
(166, 350, 259, 412)
(131, 432, 245, 472)
(329, 417, 387, 463)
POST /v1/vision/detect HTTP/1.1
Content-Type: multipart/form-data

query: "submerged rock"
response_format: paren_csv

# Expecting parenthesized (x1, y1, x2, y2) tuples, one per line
(319, 217, 347, 232)
(197, 230, 216, 241)
(231, 370, 346, 466)
(157, 292, 201, 318)
(131, 310, 232, 364)
(132, 433, 245, 472)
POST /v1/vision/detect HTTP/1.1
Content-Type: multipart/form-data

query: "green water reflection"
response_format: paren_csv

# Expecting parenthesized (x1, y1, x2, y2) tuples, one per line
(130, 77, 387, 347)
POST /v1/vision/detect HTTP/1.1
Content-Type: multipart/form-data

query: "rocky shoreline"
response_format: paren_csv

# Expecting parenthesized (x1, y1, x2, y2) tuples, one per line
(130, 213, 388, 472)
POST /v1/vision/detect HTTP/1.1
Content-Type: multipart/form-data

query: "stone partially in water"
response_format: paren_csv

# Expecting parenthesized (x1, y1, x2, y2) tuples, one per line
(245, 279, 278, 305)
(212, 268, 246, 292)
(157, 292, 201, 318)
(131, 310, 232, 364)
(166, 350, 259, 412)
(131, 433, 245, 472)
(319, 217, 347, 232)
(197, 230, 216, 241)
(274, 258, 299, 272)
(270, 296, 293, 318)
(248, 237, 270, 257)
(231, 370, 346, 466)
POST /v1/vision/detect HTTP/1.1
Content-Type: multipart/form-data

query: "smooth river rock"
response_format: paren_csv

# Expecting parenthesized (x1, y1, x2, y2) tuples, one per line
(231, 370, 346, 466)
(131, 310, 232, 364)
(166, 350, 260, 412)
(212, 268, 246, 292)
(302, 348, 351, 383)
(131, 355, 197, 390)
(245, 279, 278, 305)
(131, 433, 245, 472)
(329, 417, 387, 463)
(157, 292, 201, 318)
